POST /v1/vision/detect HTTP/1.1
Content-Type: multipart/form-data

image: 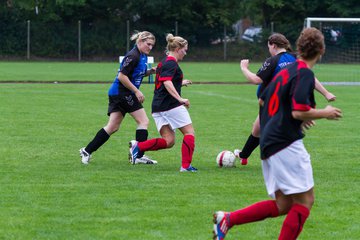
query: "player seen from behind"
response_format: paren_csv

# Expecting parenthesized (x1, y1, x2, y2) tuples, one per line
(213, 27, 342, 240)
(234, 32, 336, 165)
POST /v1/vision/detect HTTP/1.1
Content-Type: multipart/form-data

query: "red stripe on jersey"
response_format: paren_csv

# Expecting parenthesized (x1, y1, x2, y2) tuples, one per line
(279, 69, 289, 85)
(158, 76, 173, 82)
(292, 60, 311, 111)
(166, 55, 177, 62)
(292, 98, 311, 111)
(296, 59, 308, 70)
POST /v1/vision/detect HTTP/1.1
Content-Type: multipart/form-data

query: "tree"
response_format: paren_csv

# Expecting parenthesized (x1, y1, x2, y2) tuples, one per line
(1, 0, 360, 59)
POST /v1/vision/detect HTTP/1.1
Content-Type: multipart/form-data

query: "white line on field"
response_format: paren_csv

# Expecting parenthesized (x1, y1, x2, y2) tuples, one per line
(321, 82, 360, 85)
(191, 91, 258, 104)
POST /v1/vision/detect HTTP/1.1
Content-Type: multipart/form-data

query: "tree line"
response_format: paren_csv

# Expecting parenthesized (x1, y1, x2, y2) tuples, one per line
(1, 0, 359, 61)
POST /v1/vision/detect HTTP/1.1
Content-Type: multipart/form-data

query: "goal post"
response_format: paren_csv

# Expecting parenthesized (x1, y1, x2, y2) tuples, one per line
(304, 17, 360, 83)
(304, 17, 360, 28)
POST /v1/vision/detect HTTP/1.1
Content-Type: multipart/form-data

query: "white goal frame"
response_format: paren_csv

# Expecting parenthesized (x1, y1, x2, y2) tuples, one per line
(304, 17, 360, 28)
(303, 17, 360, 84)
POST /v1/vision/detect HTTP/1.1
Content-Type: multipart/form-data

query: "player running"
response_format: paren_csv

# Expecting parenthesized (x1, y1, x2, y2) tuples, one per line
(234, 33, 336, 165)
(128, 34, 197, 172)
(213, 27, 342, 240)
(79, 31, 157, 165)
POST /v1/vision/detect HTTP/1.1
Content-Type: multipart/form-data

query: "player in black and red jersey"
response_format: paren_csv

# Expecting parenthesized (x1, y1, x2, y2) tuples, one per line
(129, 34, 197, 172)
(213, 28, 342, 240)
(234, 33, 336, 165)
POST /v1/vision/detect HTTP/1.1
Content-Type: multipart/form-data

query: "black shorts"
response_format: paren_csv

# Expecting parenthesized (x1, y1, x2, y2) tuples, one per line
(108, 94, 144, 116)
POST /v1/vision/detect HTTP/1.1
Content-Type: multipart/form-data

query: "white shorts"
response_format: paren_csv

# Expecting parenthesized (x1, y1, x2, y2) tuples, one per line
(262, 139, 314, 199)
(152, 105, 192, 132)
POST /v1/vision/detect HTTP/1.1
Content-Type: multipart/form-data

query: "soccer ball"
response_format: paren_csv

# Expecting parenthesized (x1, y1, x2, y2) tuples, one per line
(216, 150, 236, 168)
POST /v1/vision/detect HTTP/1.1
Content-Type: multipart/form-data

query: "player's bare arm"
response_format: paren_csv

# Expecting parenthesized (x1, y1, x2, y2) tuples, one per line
(182, 79, 192, 86)
(163, 80, 190, 107)
(301, 120, 316, 132)
(292, 106, 342, 121)
(118, 72, 145, 103)
(240, 59, 263, 85)
(258, 98, 264, 106)
(314, 77, 336, 101)
(145, 67, 157, 76)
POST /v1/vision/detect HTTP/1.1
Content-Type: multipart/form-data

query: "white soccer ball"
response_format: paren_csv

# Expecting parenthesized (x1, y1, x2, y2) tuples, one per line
(216, 150, 236, 168)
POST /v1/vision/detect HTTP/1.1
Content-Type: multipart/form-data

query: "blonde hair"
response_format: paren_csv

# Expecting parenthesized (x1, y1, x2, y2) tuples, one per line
(165, 33, 188, 53)
(130, 31, 156, 44)
(296, 27, 325, 60)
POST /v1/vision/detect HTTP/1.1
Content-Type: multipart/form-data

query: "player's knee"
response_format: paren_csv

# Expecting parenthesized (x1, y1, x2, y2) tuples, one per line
(303, 190, 315, 209)
(104, 123, 119, 134)
(185, 132, 195, 136)
(143, 118, 150, 127)
(252, 125, 260, 137)
(167, 140, 175, 148)
(138, 119, 149, 128)
(164, 138, 175, 148)
(293, 192, 315, 210)
(276, 200, 293, 215)
(307, 194, 315, 208)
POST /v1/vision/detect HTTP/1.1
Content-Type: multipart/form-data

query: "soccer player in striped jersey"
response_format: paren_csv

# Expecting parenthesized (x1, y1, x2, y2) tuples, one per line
(234, 33, 336, 165)
(79, 31, 157, 165)
(129, 34, 197, 172)
(213, 27, 342, 240)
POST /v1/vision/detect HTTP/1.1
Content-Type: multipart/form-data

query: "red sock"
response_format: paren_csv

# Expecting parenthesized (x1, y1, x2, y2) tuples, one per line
(229, 200, 279, 227)
(278, 204, 310, 240)
(138, 138, 167, 152)
(181, 134, 195, 169)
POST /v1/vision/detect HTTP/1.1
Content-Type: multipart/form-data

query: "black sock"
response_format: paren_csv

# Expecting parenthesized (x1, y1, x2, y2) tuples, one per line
(136, 129, 148, 142)
(85, 128, 110, 154)
(136, 129, 148, 158)
(239, 134, 259, 159)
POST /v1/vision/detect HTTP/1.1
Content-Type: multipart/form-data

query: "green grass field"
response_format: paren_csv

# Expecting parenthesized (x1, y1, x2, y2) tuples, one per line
(0, 61, 359, 83)
(0, 62, 359, 239)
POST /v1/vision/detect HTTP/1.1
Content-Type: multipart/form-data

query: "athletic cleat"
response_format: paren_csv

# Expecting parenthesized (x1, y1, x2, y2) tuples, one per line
(134, 155, 158, 164)
(234, 149, 248, 165)
(213, 211, 230, 240)
(180, 165, 198, 172)
(129, 140, 140, 165)
(79, 147, 91, 164)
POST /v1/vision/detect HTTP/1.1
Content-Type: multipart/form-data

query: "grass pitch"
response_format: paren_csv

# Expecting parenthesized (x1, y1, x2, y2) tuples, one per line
(0, 61, 360, 83)
(0, 61, 359, 239)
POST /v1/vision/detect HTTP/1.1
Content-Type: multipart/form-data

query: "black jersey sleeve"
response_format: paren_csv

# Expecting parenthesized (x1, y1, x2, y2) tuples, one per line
(291, 68, 315, 111)
(120, 52, 138, 76)
(256, 57, 276, 84)
(158, 59, 177, 82)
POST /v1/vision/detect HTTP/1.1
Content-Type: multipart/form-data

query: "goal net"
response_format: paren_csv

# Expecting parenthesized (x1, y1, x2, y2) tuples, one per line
(304, 17, 360, 83)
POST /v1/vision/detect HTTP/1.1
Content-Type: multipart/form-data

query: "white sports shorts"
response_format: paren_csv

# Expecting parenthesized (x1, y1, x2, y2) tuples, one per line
(262, 139, 314, 199)
(152, 105, 192, 132)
